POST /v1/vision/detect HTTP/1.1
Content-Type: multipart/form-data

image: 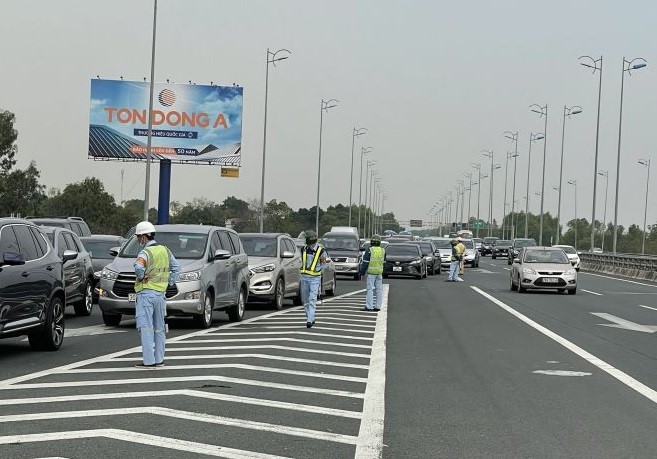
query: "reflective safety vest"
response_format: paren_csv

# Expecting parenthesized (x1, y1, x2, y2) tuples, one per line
(135, 245, 171, 293)
(367, 246, 385, 275)
(300, 246, 324, 276)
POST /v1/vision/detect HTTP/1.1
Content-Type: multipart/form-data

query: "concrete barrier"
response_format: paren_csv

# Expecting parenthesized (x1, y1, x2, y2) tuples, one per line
(579, 252, 657, 282)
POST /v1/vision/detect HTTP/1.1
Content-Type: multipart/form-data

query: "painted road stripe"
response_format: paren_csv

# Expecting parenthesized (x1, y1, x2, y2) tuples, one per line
(243, 321, 376, 329)
(581, 289, 603, 296)
(0, 389, 362, 418)
(471, 286, 657, 405)
(580, 272, 657, 288)
(149, 345, 371, 358)
(639, 304, 657, 312)
(174, 338, 372, 349)
(262, 316, 377, 324)
(207, 331, 373, 341)
(257, 326, 374, 334)
(0, 429, 291, 459)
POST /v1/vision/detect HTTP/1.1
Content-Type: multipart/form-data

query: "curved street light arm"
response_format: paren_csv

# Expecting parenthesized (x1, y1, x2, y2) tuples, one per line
(625, 57, 647, 75)
(578, 55, 602, 74)
(564, 105, 584, 117)
(529, 104, 547, 117)
(268, 48, 292, 66)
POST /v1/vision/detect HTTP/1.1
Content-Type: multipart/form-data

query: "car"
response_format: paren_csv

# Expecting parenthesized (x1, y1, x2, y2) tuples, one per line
(428, 237, 453, 267)
(552, 245, 581, 271)
(292, 238, 338, 296)
(386, 236, 415, 244)
(240, 233, 315, 310)
(0, 218, 73, 350)
(411, 240, 441, 275)
(41, 227, 95, 316)
(481, 237, 499, 256)
(383, 243, 427, 279)
(321, 231, 361, 280)
(26, 216, 91, 237)
(461, 239, 480, 267)
(510, 246, 577, 294)
(79, 235, 126, 303)
(491, 239, 512, 259)
(508, 238, 538, 265)
(473, 238, 484, 253)
(98, 224, 250, 328)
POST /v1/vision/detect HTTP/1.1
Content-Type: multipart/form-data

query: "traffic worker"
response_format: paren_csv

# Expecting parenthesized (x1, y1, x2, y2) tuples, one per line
(360, 234, 385, 311)
(446, 238, 464, 282)
(133, 221, 180, 368)
(299, 230, 328, 328)
(457, 237, 467, 275)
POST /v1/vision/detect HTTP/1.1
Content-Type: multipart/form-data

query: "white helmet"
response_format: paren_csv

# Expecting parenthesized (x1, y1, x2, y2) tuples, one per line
(135, 221, 156, 236)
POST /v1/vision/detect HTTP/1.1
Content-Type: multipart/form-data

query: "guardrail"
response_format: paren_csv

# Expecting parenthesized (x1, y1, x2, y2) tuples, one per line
(579, 252, 657, 281)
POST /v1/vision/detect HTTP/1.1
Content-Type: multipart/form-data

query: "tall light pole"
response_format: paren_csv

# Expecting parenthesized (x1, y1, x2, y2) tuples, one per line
(530, 104, 549, 245)
(556, 105, 583, 244)
(482, 150, 494, 236)
(638, 159, 651, 254)
(613, 57, 647, 253)
(259, 48, 291, 232)
(502, 151, 514, 239)
(525, 133, 545, 238)
(504, 132, 519, 239)
(471, 163, 482, 236)
(315, 98, 339, 234)
(358, 146, 373, 235)
(565, 180, 578, 249)
(579, 56, 603, 253)
(598, 170, 609, 251)
(348, 127, 367, 227)
(363, 161, 376, 237)
(143, 0, 158, 220)
(466, 172, 473, 228)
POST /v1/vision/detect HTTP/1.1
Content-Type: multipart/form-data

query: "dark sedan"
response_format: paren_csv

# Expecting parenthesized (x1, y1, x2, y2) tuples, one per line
(79, 235, 126, 303)
(491, 239, 511, 259)
(383, 243, 426, 279)
(411, 241, 441, 275)
(508, 238, 538, 265)
(481, 237, 499, 256)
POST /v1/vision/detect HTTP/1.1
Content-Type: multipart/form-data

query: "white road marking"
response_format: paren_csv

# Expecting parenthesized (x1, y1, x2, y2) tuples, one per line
(502, 267, 510, 271)
(579, 272, 657, 288)
(591, 312, 657, 333)
(0, 389, 362, 418)
(533, 370, 592, 376)
(176, 338, 372, 349)
(581, 289, 603, 296)
(259, 326, 374, 334)
(207, 331, 373, 341)
(65, 325, 127, 337)
(639, 304, 657, 312)
(0, 429, 291, 459)
(355, 284, 388, 458)
(472, 286, 657, 405)
(245, 321, 376, 330)
(155, 345, 371, 358)
(264, 315, 377, 324)
(282, 312, 377, 320)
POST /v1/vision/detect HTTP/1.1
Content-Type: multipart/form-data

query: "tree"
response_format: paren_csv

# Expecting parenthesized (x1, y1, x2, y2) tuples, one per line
(0, 110, 18, 173)
(0, 161, 46, 216)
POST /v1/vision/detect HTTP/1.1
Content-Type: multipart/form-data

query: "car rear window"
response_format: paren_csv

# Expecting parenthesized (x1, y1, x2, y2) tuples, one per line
(386, 245, 420, 256)
(241, 236, 278, 257)
(120, 232, 208, 259)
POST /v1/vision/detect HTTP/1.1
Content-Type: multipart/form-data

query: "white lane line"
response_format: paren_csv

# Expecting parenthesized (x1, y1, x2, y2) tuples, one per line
(471, 286, 657, 405)
(110, 353, 370, 369)
(175, 338, 372, 349)
(63, 364, 368, 382)
(502, 267, 510, 271)
(263, 316, 377, 324)
(242, 321, 376, 329)
(0, 429, 291, 459)
(0, 407, 359, 445)
(0, 389, 362, 418)
(639, 304, 657, 312)
(2, 376, 365, 398)
(153, 345, 371, 358)
(257, 326, 374, 334)
(580, 272, 657, 288)
(282, 312, 377, 320)
(582, 289, 603, 296)
(355, 284, 388, 459)
(209, 331, 373, 341)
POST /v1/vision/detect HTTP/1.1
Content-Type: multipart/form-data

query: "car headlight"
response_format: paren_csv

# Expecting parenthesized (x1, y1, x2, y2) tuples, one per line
(409, 260, 422, 265)
(252, 263, 276, 273)
(100, 268, 119, 280)
(564, 269, 576, 275)
(345, 257, 358, 263)
(178, 270, 201, 282)
(93, 270, 102, 279)
(522, 268, 537, 275)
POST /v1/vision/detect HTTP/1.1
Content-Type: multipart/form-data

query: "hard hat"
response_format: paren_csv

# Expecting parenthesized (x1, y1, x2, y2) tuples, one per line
(456, 237, 463, 242)
(371, 234, 381, 242)
(305, 230, 318, 244)
(135, 221, 156, 236)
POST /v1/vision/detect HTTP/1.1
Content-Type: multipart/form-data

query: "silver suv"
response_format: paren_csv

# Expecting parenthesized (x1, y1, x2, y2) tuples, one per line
(98, 224, 250, 328)
(239, 233, 301, 310)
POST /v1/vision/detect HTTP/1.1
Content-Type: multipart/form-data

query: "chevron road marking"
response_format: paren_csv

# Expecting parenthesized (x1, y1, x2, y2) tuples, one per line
(172, 338, 372, 349)
(161, 345, 371, 356)
(110, 353, 370, 368)
(204, 331, 373, 341)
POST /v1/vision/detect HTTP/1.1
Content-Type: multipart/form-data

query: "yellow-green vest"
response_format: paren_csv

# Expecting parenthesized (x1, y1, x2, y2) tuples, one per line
(135, 245, 170, 293)
(300, 246, 324, 276)
(367, 246, 385, 275)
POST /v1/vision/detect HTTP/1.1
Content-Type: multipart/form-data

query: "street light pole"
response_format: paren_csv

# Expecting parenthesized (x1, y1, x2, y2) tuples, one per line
(504, 132, 519, 240)
(482, 150, 494, 236)
(567, 180, 578, 249)
(471, 163, 482, 236)
(638, 159, 651, 254)
(466, 172, 473, 228)
(556, 106, 583, 244)
(348, 127, 367, 227)
(525, 133, 545, 238)
(143, 0, 158, 221)
(502, 152, 510, 239)
(358, 146, 373, 236)
(613, 57, 647, 253)
(315, 98, 338, 234)
(530, 104, 549, 245)
(598, 170, 609, 251)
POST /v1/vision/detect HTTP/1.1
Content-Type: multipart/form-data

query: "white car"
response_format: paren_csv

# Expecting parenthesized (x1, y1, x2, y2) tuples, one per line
(510, 247, 577, 294)
(552, 245, 581, 271)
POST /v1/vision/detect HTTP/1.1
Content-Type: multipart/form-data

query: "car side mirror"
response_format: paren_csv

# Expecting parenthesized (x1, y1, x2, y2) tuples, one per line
(281, 251, 295, 259)
(2, 251, 25, 266)
(62, 249, 78, 262)
(109, 247, 120, 257)
(214, 249, 231, 260)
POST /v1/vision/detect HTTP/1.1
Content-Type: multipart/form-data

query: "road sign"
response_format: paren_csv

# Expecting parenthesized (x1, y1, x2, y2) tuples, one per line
(221, 167, 239, 178)
(409, 219, 423, 227)
(471, 219, 487, 230)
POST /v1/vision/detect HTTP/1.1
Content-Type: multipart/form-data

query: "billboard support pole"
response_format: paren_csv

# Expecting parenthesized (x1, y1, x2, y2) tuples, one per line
(157, 159, 171, 224)
(143, 0, 158, 221)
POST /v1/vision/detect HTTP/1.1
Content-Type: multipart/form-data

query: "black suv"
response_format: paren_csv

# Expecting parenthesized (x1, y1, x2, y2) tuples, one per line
(491, 239, 512, 259)
(508, 238, 538, 265)
(0, 219, 75, 350)
(27, 217, 91, 237)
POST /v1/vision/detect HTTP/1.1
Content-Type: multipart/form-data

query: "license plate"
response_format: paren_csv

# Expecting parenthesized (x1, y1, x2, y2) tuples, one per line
(543, 278, 558, 283)
(393, 266, 402, 272)
(128, 293, 136, 302)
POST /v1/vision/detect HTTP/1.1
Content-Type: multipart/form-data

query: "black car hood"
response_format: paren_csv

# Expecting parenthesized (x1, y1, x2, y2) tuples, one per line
(328, 250, 360, 258)
(386, 255, 421, 263)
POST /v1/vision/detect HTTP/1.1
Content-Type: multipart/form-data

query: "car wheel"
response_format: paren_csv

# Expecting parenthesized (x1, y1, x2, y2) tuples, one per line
(228, 287, 246, 322)
(73, 281, 93, 316)
(102, 312, 122, 326)
(194, 292, 213, 328)
(510, 274, 517, 291)
(28, 296, 65, 351)
(326, 274, 336, 297)
(272, 278, 285, 310)
(568, 287, 577, 295)
(517, 277, 526, 293)
(492, 255, 496, 259)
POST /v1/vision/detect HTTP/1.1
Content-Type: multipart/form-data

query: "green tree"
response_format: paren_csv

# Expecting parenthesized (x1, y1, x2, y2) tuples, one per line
(0, 110, 18, 173)
(0, 161, 46, 216)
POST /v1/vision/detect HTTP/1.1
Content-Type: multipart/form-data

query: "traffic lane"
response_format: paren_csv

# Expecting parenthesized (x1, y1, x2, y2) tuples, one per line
(384, 274, 657, 458)
(472, 260, 657, 386)
(0, 281, 364, 383)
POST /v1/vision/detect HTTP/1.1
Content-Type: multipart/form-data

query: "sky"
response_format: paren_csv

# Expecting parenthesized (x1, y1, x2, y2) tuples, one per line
(1, 0, 656, 230)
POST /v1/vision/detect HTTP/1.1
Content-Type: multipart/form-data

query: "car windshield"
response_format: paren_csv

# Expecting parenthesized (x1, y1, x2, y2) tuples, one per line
(82, 240, 119, 259)
(496, 240, 511, 246)
(515, 239, 537, 248)
(483, 238, 498, 244)
(120, 232, 208, 259)
(462, 240, 474, 249)
(556, 246, 577, 254)
(240, 236, 278, 257)
(386, 245, 420, 256)
(432, 239, 451, 249)
(321, 236, 359, 251)
(418, 243, 433, 255)
(523, 249, 569, 264)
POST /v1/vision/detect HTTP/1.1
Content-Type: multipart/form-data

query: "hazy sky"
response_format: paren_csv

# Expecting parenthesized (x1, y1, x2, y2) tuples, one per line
(1, 0, 656, 229)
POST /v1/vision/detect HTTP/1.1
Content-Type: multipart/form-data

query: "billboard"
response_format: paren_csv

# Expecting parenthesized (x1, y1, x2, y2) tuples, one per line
(409, 219, 423, 227)
(88, 79, 243, 165)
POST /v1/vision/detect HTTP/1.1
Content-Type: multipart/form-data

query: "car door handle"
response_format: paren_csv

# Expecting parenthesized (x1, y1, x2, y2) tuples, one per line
(46, 265, 54, 271)
(21, 271, 30, 277)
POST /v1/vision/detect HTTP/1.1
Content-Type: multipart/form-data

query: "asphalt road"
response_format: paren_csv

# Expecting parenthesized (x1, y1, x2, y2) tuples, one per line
(2, 263, 657, 458)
